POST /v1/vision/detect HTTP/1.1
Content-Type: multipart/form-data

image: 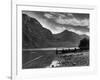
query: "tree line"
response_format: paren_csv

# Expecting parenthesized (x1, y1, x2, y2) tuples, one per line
(56, 38, 89, 54)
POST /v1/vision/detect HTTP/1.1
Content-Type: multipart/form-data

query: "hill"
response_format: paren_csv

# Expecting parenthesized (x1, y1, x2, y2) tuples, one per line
(22, 14, 89, 49)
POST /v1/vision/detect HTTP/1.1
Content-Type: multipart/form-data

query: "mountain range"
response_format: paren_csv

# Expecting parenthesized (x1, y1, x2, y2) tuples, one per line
(22, 14, 89, 49)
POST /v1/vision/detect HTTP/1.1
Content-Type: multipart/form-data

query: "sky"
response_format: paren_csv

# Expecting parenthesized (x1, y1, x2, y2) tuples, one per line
(23, 11, 89, 36)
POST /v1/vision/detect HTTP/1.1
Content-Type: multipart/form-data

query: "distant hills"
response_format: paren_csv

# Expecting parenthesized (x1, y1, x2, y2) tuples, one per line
(22, 14, 89, 49)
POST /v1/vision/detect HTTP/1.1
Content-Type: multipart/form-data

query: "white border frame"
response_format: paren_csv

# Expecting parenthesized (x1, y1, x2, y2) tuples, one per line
(11, 1, 97, 80)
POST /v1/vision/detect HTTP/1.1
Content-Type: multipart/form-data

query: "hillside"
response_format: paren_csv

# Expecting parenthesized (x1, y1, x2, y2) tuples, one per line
(22, 14, 89, 49)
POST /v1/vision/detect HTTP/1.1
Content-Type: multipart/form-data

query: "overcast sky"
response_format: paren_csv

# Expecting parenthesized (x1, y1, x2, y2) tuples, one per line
(23, 11, 89, 36)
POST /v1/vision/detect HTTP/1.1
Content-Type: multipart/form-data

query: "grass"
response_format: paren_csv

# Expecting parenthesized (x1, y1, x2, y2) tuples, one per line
(57, 51, 89, 67)
(22, 50, 89, 69)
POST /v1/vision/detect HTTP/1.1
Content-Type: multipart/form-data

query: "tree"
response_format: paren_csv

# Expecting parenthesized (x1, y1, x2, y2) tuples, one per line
(79, 38, 89, 50)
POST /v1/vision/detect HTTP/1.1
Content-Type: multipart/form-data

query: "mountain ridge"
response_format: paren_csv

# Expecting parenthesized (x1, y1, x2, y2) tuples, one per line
(22, 14, 89, 49)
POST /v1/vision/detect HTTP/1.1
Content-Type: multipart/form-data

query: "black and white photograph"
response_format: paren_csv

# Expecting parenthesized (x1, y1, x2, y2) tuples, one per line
(22, 11, 89, 69)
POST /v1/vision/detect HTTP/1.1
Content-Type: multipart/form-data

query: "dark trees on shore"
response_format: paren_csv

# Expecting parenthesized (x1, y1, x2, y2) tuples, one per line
(79, 38, 89, 50)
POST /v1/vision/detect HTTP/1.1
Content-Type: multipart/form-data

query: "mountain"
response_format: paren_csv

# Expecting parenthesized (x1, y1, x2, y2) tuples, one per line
(22, 14, 54, 48)
(22, 14, 89, 49)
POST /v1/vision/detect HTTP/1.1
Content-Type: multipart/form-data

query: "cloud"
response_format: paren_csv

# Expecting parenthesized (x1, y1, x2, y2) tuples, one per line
(43, 12, 89, 36)
(56, 17, 89, 26)
(50, 26, 66, 34)
(44, 13, 89, 27)
(67, 13, 73, 17)
(67, 28, 89, 36)
(44, 13, 53, 19)
(24, 11, 89, 36)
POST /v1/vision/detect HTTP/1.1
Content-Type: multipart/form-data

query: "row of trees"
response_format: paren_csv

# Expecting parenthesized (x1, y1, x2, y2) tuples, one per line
(56, 38, 89, 54)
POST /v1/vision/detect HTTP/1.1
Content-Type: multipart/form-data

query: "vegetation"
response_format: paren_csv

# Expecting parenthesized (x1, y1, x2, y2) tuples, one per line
(79, 38, 89, 50)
